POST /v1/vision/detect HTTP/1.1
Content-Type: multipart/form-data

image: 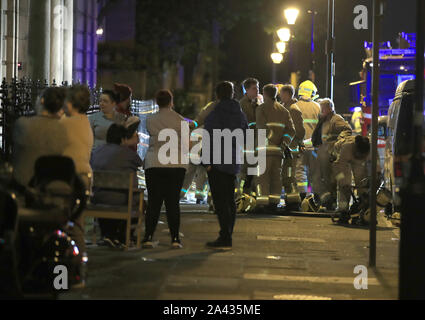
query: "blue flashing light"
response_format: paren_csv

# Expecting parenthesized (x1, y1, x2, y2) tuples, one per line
(379, 48, 416, 58)
(397, 74, 415, 86)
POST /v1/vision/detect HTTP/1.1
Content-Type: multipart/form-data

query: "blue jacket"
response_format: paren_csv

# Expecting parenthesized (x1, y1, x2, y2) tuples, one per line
(203, 99, 248, 175)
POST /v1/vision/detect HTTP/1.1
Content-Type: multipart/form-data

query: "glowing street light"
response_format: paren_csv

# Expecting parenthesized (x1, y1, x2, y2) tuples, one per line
(277, 28, 291, 42)
(284, 8, 300, 25)
(96, 28, 104, 36)
(271, 52, 283, 64)
(276, 41, 286, 54)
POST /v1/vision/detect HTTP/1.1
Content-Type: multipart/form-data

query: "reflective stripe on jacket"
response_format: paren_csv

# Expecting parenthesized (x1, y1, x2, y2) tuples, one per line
(296, 98, 320, 143)
(256, 100, 295, 154)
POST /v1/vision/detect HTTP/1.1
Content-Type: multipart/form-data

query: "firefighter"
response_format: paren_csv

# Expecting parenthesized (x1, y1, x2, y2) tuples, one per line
(181, 100, 219, 203)
(255, 84, 295, 212)
(239, 78, 263, 194)
(312, 98, 352, 208)
(180, 164, 208, 204)
(279, 84, 306, 203)
(351, 106, 363, 135)
(331, 135, 378, 222)
(295, 80, 321, 200)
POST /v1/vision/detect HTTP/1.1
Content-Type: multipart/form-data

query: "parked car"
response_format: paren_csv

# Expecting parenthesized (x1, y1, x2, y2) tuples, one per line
(384, 79, 416, 217)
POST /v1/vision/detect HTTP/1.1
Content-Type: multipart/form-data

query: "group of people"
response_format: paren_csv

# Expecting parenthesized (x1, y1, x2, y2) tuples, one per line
(182, 78, 376, 225)
(11, 83, 141, 254)
(237, 78, 375, 220)
(10, 76, 376, 257)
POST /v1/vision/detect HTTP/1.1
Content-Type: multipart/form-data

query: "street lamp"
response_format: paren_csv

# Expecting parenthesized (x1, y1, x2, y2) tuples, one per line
(271, 52, 283, 84)
(276, 41, 286, 54)
(271, 52, 283, 64)
(284, 8, 299, 25)
(277, 28, 291, 42)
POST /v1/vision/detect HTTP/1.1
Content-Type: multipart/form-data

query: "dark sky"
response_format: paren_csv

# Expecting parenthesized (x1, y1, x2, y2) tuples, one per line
(220, 0, 416, 112)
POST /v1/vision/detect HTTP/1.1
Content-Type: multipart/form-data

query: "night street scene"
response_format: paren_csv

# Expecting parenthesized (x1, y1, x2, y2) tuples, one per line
(1, 0, 425, 310)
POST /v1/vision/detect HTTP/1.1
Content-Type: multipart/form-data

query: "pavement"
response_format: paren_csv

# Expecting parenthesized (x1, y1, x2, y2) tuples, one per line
(61, 206, 399, 300)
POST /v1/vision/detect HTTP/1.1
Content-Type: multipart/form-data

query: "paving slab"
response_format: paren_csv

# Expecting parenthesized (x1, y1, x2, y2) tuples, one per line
(60, 210, 399, 300)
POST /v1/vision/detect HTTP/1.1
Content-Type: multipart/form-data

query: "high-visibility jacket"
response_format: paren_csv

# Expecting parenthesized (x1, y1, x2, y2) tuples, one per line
(321, 113, 352, 149)
(255, 100, 296, 154)
(296, 97, 320, 149)
(240, 95, 262, 156)
(351, 110, 363, 135)
(283, 98, 305, 151)
(240, 95, 261, 129)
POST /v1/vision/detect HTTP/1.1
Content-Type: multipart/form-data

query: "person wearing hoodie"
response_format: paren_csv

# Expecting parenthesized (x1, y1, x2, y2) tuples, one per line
(255, 84, 296, 212)
(203, 81, 248, 249)
(279, 84, 305, 199)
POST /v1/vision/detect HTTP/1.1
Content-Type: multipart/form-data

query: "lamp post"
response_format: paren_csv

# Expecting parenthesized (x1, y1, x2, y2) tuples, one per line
(326, 0, 335, 100)
(271, 52, 283, 83)
(284, 8, 299, 25)
(270, 8, 299, 84)
(277, 27, 291, 42)
(276, 41, 286, 54)
(307, 9, 318, 82)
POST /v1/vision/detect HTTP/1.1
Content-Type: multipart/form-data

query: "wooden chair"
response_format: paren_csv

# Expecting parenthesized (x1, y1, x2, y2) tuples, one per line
(83, 171, 145, 250)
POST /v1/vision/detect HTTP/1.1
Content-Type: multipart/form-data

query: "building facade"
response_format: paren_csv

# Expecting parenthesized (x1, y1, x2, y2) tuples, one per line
(0, 0, 98, 86)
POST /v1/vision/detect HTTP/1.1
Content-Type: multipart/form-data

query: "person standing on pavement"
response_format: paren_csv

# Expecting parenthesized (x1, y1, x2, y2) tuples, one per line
(142, 90, 189, 249)
(295, 80, 321, 201)
(279, 84, 305, 201)
(203, 81, 248, 249)
(89, 90, 126, 151)
(180, 100, 219, 203)
(114, 83, 133, 117)
(255, 84, 295, 212)
(239, 78, 263, 194)
(312, 98, 352, 209)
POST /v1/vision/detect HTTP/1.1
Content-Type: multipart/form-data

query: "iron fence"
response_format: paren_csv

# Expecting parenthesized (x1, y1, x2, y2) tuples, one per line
(0, 78, 158, 161)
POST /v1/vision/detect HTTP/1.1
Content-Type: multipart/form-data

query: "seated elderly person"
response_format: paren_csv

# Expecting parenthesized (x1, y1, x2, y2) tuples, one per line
(61, 84, 94, 189)
(90, 123, 143, 248)
(12, 87, 88, 274)
(12, 87, 69, 187)
(124, 116, 141, 152)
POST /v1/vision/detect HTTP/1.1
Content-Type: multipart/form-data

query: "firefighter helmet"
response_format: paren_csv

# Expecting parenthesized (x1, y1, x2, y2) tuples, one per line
(298, 80, 319, 100)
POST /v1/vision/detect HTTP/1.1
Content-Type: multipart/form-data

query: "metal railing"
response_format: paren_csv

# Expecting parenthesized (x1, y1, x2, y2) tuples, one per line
(0, 78, 158, 161)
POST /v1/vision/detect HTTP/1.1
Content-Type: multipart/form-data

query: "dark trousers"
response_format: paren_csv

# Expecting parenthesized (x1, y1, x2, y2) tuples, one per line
(145, 168, 186, 240)
(208, 167, 236, 241)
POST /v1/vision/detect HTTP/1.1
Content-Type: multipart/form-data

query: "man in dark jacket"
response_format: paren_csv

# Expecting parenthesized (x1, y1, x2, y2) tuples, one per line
(203, 81, 249, 249)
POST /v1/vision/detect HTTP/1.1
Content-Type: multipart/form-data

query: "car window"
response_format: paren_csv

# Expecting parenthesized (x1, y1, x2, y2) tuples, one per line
(394, 93, 415, 156)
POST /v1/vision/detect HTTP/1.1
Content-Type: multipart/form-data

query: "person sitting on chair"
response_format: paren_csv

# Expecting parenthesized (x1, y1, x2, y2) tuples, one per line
(90, 124, 143, 248)
(12, 87, 69, 187)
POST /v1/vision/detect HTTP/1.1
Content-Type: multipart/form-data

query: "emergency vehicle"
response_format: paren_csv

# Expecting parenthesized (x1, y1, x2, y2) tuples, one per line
(349, 32, 416, 135)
